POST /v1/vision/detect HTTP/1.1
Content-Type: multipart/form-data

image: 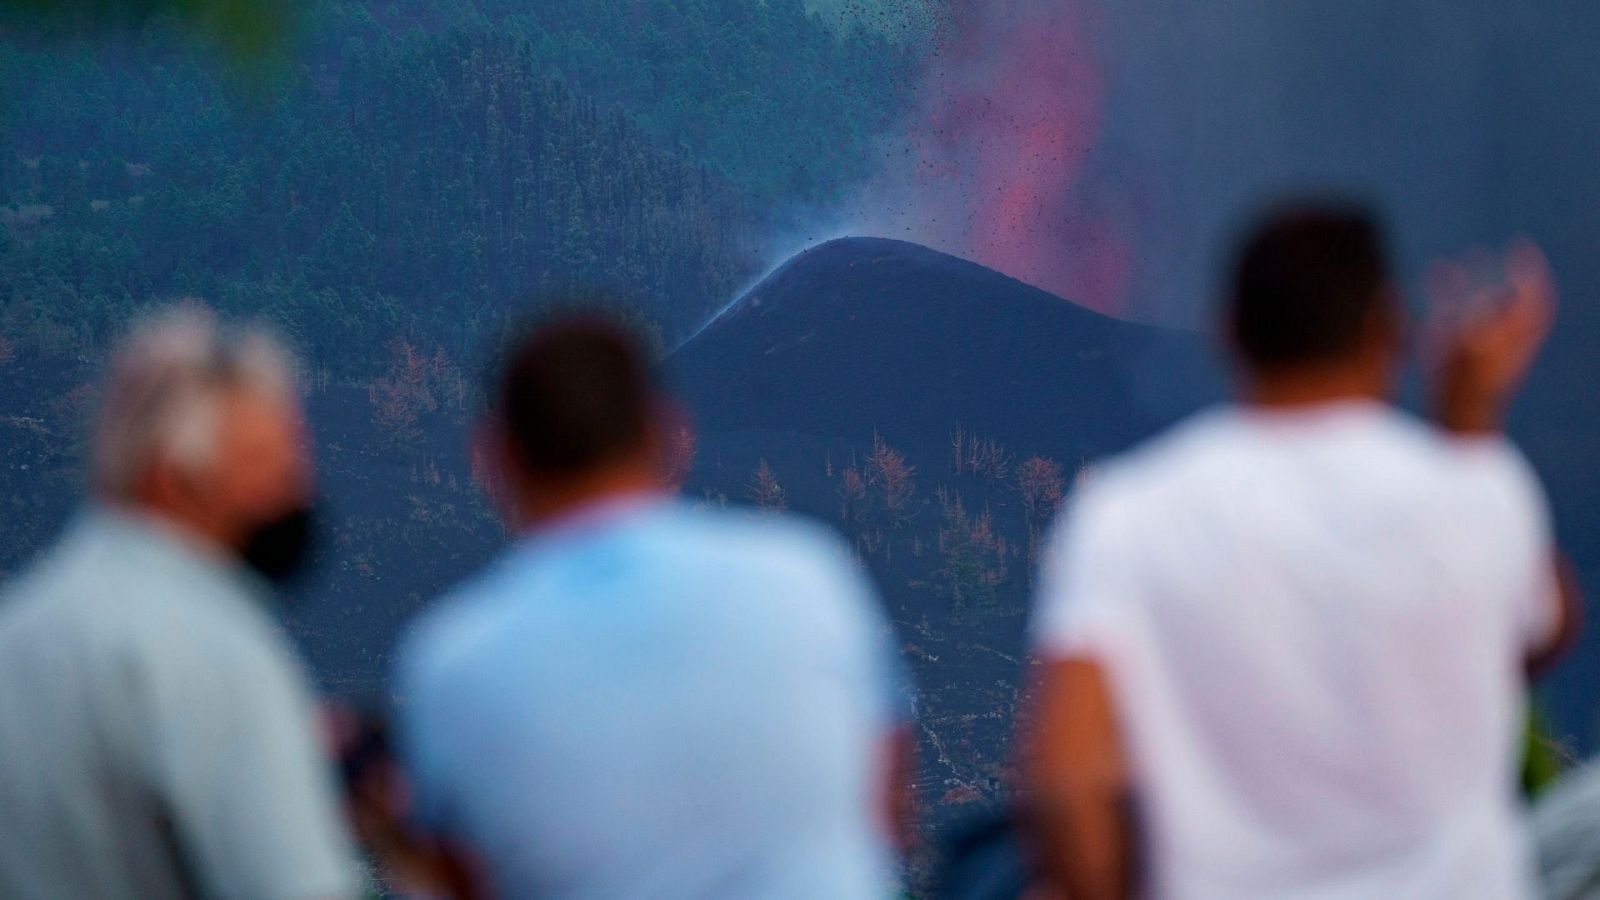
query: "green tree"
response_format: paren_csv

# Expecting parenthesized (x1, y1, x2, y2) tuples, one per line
(0, 0, 296, 61)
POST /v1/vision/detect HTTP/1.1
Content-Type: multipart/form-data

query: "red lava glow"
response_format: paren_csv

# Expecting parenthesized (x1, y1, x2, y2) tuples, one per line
(890, 1, 1131, 316)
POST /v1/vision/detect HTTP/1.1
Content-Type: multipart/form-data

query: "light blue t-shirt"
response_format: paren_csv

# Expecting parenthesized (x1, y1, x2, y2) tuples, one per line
(392, 497, 906, 899)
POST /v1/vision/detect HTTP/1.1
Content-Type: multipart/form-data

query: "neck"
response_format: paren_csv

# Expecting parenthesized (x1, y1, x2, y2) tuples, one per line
(514, 462, 662, 532)
(1242, 361, 1390, 411)
(109, 494, 238, 559)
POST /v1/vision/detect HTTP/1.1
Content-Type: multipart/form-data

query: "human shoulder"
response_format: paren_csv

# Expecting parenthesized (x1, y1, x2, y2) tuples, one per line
(646, 505, 885, 653)
(0, 513, 125, 625)
(1342, 407, 1547, 508)
(0, 514, 283, 673)
(392, 559, 522, 705)
(1430, 432, 1551, 531)
(667, 503, 860, 585)
(0, 545, 72, 634)
(1077, 407, 1245, 507)
(1038, 408, 1274, 581)
(0, 550, 95, 678)
(122, 570, 317, 730)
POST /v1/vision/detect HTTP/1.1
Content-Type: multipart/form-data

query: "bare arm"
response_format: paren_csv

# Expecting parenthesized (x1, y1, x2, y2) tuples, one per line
(347, 757, 484, 900)
(1427, 243, 1581, 677)
(882, 723, 919, 856)
(1024, 658, 1135, 900)
(1527, 553, 1582, 679)
(1428, 240, 1555, 438)
(885, 724, 918, 854)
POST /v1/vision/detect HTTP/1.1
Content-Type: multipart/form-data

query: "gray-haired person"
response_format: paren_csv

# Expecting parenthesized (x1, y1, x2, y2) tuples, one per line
(0, 307, 357, 899)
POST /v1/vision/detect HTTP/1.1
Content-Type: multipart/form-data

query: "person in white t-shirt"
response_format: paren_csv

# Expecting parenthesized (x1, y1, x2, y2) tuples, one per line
(1024, 204, 1580, 900)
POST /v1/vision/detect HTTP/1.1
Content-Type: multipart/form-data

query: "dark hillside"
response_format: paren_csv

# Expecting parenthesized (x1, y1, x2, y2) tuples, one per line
(667, 237, 1226, 854)
(668, 237, 1222, 458)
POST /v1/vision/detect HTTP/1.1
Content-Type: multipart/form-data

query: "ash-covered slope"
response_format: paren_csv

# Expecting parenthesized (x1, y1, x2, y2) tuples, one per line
(666, 236, 1224, 460)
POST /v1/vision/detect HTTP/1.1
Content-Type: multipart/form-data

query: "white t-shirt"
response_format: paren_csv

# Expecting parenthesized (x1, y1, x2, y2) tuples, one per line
(1034, 401, 1559, 900)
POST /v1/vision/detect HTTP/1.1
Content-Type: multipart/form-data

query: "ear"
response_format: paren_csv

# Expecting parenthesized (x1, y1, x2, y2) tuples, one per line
(649, 397, 697, 488)
(648, 396, 690, 450)
(469, 416, 527, 529)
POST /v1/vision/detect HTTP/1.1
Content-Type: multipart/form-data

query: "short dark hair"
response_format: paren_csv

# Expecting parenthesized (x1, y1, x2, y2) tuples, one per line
(494, 316, 655, 476)
(1229, 204, 1394, 370)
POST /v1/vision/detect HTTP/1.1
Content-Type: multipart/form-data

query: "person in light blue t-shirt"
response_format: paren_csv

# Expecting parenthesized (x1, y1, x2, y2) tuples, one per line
(386, 315, 914, 899)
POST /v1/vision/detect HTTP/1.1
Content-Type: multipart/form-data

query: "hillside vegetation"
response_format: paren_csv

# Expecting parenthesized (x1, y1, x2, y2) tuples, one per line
(0, 0, 919, 368)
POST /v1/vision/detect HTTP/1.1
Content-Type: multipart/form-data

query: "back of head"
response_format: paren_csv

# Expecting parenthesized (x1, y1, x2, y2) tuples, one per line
(1228, 203, 1395, 372)
(94, 305, 295, 500)
(495, 315, 656, 479)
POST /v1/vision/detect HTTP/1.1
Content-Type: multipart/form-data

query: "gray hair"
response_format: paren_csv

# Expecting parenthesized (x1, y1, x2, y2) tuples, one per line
(93, 306, 298, 498)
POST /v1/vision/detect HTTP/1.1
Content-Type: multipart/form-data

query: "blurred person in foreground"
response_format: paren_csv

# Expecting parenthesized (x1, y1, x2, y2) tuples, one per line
(0, 308, 357, 899)
(1024, 204, 1580, 900)
(384, 315, 914, 898)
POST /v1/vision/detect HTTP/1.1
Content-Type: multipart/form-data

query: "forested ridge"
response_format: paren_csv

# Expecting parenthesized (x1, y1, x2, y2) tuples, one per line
(0, 0, 920, 370)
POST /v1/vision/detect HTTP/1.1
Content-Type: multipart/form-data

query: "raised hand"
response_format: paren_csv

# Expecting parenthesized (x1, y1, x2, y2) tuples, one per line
(1427, 240, 1557, 434)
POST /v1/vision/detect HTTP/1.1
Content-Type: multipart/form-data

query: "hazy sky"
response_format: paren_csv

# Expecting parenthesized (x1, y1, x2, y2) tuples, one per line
(829, 1, 1600, 329)
(1095, 0, 1600, 327)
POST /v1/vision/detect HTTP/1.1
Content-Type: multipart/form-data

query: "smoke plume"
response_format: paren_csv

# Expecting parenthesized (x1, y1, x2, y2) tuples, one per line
(847, 1, 1133, 316)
